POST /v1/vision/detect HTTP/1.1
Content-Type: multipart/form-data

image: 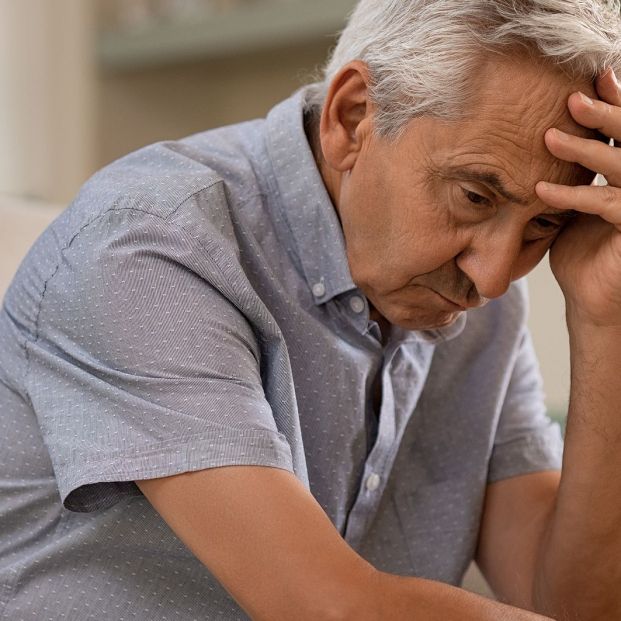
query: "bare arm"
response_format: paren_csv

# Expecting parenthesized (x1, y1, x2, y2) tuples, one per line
(137, 465, 553, 620)
(527, 66, 621, 620)
(479, 327, 621, 620)
(473, 328, 621, 621)
(475, 471, 560, 610)
(531, 325, 621, 619)
(137, 465, 376, 621)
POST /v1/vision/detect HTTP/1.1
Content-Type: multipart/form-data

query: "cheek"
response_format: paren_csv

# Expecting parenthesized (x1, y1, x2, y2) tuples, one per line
(394, 205, 469, 271)
(358, 232, 468, 299)
(341, 162, 470, 288)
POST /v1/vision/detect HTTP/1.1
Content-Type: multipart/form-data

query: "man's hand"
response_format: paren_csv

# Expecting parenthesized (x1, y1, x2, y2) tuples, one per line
(536, 68, 621, 327)
(528, 68, 621, 620)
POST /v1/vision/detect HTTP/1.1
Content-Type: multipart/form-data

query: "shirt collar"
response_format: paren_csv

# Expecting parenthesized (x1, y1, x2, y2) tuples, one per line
(264, 86, 467, 344)
(265, 86, 356, 305)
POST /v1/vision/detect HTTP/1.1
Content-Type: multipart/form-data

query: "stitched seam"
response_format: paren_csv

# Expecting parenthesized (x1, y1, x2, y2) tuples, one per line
(58, 427, 289, 468)
(23, 181, 224, 403)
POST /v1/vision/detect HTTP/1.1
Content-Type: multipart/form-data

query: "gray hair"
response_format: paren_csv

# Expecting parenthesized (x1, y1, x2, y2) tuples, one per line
(306, 0, 621, 138)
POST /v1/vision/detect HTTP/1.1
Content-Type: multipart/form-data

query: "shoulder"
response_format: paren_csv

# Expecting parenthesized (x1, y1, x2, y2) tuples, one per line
(61, 117, 267, 242)
(46, 119, 272, 262)
(4, 126, 269, 329)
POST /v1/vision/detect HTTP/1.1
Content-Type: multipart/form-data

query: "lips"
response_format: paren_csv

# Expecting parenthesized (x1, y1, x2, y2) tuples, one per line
(413, 284, 484, 310)
(439, 292, 489, 310)
(433, 291, 468, 311)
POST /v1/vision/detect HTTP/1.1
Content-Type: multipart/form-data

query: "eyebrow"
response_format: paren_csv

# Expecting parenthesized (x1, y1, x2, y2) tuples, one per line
(442, 165, 579, 219)
(442, 166, 531, 205)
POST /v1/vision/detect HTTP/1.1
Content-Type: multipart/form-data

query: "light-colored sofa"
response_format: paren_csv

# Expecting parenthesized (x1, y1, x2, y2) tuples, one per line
(0, 195, 63, 298)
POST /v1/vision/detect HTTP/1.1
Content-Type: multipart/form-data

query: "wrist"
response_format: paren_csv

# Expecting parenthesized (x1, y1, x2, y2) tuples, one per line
(373, 571, 552, 620)
(566, 305, 621, 339)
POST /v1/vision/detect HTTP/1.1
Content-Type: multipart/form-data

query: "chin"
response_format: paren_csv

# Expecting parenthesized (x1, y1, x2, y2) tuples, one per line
(396, 310, 461, 331)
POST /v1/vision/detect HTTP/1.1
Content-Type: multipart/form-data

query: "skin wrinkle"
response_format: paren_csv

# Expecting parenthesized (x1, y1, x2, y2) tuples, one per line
(446, 133, 589, 196)
(464, 57, 601, 189)
(317, 54, 603, 330)
(422, 138, 581, 219)
(417, 90, 598, 204)
(436, 166, 583, 222)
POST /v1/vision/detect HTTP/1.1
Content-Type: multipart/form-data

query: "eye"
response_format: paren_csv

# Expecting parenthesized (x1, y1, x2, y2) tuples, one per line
(531, 216, 563, 233)
(462, 188, 492, 207)
(525, 215, 565, 241)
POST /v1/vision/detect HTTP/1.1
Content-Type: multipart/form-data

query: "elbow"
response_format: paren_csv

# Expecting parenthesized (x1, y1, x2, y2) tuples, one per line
(307, 566, 382, 621)
(334, 567, 383, 621)
(252, 565, 381, 621)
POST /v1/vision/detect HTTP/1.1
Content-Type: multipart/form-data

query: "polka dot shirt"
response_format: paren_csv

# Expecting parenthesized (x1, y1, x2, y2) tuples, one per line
(0, 87, 563, 619)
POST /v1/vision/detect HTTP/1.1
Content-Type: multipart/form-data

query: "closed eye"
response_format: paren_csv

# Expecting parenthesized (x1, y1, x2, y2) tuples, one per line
(531, 216, 564, 233)
(526, 213, 577, 240)
(462, 188, 493, 207)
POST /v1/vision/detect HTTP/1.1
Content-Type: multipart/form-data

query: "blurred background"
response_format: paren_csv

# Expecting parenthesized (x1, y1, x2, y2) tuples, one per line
(1, 0, 357, 204)
(0, 0, 571, 598)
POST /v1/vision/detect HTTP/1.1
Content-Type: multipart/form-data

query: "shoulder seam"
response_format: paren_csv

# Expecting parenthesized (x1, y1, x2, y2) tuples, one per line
(23, 179, 227, 400)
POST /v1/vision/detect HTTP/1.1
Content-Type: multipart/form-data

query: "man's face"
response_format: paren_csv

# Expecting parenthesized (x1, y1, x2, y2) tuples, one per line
(328, 56, 599, 330)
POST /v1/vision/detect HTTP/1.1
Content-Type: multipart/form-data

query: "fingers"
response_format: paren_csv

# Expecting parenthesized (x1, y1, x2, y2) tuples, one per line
(536, 182, 621, 227)
(539, 69, 621, 227)
(596, 68, 621, 108)
(566, 90, 621, 143)
(544, 127, 620, 185)
(547, 71, 621, 185)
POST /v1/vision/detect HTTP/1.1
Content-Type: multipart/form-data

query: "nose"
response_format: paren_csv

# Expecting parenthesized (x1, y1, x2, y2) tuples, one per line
(455, 232, 523, 300)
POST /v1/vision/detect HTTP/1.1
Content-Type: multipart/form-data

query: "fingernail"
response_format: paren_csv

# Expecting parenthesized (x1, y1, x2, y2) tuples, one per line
(579, 92, 594, 105)
(553, 128, 569, 141)
(538, 182, 557, 192)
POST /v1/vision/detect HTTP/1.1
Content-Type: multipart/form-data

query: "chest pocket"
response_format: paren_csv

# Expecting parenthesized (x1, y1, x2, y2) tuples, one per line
(393, 478, 486, 585)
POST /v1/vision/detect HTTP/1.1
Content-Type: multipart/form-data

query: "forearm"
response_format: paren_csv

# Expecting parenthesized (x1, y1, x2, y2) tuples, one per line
(136, 464, 549, 621)
(533, 321, 621, 619)
(371, 572, 552, 621)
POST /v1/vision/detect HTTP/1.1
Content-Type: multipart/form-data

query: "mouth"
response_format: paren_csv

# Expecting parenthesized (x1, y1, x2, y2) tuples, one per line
(432, 291, 468, 311)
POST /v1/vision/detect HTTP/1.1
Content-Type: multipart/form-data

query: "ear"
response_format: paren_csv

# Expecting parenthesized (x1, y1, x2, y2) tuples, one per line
(319, 61, 374, 172)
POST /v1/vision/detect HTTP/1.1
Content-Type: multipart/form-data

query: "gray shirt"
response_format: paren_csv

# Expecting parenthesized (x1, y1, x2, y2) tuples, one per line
(0, 87, 563, 620)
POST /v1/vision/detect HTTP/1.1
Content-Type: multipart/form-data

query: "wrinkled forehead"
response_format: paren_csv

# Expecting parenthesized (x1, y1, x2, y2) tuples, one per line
(452, 54, 602, 185)
(469, 51, 597, 115)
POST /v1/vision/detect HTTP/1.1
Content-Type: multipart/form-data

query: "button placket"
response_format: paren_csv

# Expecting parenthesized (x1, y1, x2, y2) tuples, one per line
(344, 344, 405, 546)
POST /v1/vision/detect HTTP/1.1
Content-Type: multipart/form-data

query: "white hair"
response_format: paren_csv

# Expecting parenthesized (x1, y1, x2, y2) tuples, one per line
(306, 0, 621, 138)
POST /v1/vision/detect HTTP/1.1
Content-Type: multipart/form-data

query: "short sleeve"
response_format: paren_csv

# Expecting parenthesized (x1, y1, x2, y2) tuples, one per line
(488, 328, 564, 483)
(26, 207, 294, 512)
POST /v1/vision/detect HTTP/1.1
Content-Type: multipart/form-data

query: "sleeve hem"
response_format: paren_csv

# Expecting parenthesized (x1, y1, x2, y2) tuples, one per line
(59, 427, 294, 512)
(487, 423, 564, 484)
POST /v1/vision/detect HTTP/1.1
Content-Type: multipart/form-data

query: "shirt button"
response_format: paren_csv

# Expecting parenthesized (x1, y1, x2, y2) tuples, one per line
(365, 473, 381, 492)
(312, 282, 326, 298)
(349, 295, 365, 314)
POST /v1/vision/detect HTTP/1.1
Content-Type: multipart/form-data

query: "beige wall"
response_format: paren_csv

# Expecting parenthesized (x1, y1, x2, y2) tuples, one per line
(0, 197, 63, 296)
(0, 0, 97, 204)
(527, 260, 570, 414)
(95, 42, 331, 169)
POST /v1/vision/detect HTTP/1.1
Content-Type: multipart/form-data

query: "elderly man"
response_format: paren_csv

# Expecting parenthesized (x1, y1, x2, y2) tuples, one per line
(2, 1, 621, 619)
